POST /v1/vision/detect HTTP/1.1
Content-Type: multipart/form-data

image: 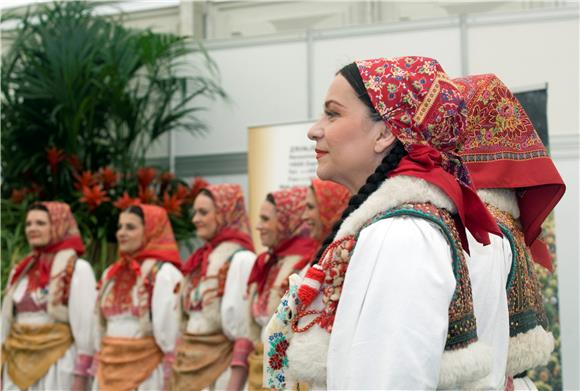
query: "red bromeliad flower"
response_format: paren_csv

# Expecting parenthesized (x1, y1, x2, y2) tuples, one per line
(67, 154, 83, 173)
(99, 166, 118, 189)
(175, 184, 188, 200)
(188, 177, 209, 202)
(138, 186, 157, 204)
(162, 192, 183, 216)
(74, 171, 96, 191)
(46, 146, 65, 175)
(80, 185, 110, 210)
(136, 167, 157, 188)
(113, 191, 137, 210)
(10, 188, 28, 204)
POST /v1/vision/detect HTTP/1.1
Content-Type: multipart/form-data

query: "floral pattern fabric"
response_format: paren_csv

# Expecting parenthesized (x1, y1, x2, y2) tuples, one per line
(270, 186, 310, 242)
(356, 56, 470, 186)
(311, 179, 350, 240)
(453, 74, 565, 260)
(206, 184, 251, 235)
(356, 57, 501, 248)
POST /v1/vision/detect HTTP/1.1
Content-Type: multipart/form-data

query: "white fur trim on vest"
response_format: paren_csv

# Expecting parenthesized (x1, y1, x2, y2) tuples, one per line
(477, 188, 521, 219)
(47, 248, 77, 323)
(286, 323, 329, 388)
(336, 175, 457, 239)
(507, 325, 554, 376)
(438, 340, 493, 390)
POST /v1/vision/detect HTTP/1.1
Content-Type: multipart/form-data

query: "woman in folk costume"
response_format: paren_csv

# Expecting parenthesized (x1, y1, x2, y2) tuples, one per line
(303, 179, 350, 245)
(171, 184, 256, 391)
(93, 204, 182, 391)
(454, 74, 565, 390)
(246, 187, 319, 391)
(2, 202, 96, 391)
(262, 56, 504, 390)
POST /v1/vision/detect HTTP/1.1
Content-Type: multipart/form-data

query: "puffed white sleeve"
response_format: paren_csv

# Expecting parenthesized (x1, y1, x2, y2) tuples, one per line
(1, 268, 16, 344)
(220, 250, 257, 367)
(68, 258, 98, 376)
(327, 216, 456, 390)
(152, 263, 183, 354)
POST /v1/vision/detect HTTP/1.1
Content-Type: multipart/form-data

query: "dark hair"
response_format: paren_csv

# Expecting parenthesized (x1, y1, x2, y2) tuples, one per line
(27, 203, 49, 213)
(338, 62, 382, 122)
(312, 63, 408, 265)
(266, 193, 276, 206)
(197, 188, 214, 201)
(123, 205, 145, 223)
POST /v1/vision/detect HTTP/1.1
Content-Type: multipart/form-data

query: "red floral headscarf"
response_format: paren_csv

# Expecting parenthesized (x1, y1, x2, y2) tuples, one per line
(207, 184, 251, 235)
(270, 187, 311, 243)
(106, 204, 181, 282)
(311, 179, 350, 240)
(356, 56, 501, 248)
(454, 74, 565, 270)
(182, 184, 254, 276)
(247, 187, 319, 294)
(10, 202, 85, 291)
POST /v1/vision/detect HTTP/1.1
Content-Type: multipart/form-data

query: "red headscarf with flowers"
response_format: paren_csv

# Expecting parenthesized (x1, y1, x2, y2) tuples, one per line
(247, 187, 319, 294)
(104, 204, 181, 305)
(10, 202, 85, 292)
(182, 184, 254, 276)
(311, 179, 350, 240)
(356, 57, 501, 248)
(453, 74, 565, 270)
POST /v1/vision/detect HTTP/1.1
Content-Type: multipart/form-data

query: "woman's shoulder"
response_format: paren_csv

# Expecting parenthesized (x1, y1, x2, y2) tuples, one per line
(359, 214, 452, 250)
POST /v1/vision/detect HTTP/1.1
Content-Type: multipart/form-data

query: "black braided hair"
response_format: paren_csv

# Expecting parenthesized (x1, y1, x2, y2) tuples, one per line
(311, 63, 408, 265)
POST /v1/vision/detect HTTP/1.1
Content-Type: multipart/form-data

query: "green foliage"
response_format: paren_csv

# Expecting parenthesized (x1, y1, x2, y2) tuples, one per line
(1, 1, 224, 201)
(1, 1, 224, 286)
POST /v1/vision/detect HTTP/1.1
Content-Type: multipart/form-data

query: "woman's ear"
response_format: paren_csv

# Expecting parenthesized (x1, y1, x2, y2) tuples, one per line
(373, 122, 396, 154)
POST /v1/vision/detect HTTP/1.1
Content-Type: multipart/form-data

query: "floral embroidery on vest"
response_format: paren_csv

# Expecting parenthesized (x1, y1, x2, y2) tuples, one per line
(182, 247, 243, 313)
(488, 205, 549, 336)
(99, 261, 161, 319)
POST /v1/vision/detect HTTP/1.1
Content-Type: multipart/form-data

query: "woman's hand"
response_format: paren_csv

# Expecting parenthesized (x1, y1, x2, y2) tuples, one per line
(227, 366, 249, 391)
(71, 374, 88, 391)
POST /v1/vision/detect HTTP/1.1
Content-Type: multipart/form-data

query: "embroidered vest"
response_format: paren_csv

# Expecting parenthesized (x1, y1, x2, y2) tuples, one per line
(97, 259, 162, 337)
(181, 242, 246, 334)
(5, 249, 78, 325)
(265, 203, 484, 389)
(487, 205, 554, 376)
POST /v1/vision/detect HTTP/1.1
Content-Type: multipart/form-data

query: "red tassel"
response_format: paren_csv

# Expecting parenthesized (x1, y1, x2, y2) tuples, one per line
(297, 265, 325, 308)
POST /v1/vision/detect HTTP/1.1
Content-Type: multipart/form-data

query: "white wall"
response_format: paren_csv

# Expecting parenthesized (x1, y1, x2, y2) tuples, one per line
(174, 41, 309, 156)
(310, 27, 462, 117)
(467, 17, 579, 137)
(175, 8, 578, 158)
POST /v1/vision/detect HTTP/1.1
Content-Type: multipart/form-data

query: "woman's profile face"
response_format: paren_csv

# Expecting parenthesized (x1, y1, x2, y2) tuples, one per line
(307, 74, 390, 193)
(192, 192, 219, 241)
(302, 187, 323, 241)
(256, 200, 278, 249)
